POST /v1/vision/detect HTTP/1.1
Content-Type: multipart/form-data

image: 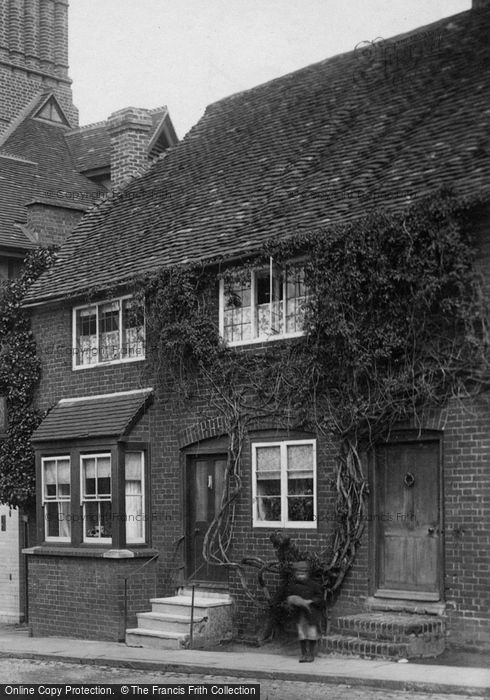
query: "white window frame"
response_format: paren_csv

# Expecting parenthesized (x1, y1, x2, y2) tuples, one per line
(219, 258, 307, 346)
(251, 439, 317, 529)
(72, 294, 145, 370)
(125, 451, 146, 544)
(80, 453, 112, 544)
(41, 455, 71, 542)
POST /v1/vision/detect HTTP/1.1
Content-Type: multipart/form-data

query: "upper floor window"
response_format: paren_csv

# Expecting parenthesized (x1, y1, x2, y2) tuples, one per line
(220, 260, 307, 345)
(252, 439, 317, 528)
(73, 295, 144, 369)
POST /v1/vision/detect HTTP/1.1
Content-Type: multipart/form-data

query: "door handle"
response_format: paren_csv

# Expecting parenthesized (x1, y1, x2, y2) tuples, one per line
(428, 527, 435, 534)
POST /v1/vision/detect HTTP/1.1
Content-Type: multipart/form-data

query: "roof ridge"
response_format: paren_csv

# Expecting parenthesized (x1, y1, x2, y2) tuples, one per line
(0, 92, 48, 148)
(66, 119, 108, 134)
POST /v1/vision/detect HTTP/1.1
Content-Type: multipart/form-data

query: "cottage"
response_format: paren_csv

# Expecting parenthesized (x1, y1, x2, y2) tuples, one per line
(0, 0, 177, 624)
(23, 2, 490, 655)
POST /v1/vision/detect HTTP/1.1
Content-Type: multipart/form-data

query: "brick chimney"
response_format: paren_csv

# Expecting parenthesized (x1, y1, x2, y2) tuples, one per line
(107, 107, 153, 190)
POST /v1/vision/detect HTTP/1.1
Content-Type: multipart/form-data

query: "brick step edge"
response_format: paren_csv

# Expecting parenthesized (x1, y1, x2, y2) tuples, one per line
(330, 626, 443, 643)
(322, 634, 410, 659)
(332, 619, 444, 642)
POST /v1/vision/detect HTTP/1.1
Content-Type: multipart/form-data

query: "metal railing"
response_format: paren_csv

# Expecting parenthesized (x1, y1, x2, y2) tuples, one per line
(122, 552, 159, 641)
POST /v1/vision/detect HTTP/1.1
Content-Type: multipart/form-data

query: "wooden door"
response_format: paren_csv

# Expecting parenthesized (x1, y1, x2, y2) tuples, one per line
(186, 455, 228, 583)
(375, 440, 441, 600)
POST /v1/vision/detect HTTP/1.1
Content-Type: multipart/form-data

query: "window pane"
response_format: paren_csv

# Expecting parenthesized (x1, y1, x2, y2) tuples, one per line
(45, 502, 60, 537)
(288, 496, 314, 521)
(256, 482, 281, 521)
(256, 270, 270, 338)
(286, 267, 307, 334)
(122, 299, 145, 359)
(194, 462, 208, 522)
(85, 501, 112, 538)
(125, 452, 144, 542)
(99, 301, 120, 362)
(287, 444, 313, 472)
(287, 444, 314, 522)
(83, 457, 96, 496)
(224, 282, 252, 343)
(97, 456, 111, 496)
(58, 459, 70, 498)
(256, 446, 281, 473)
(76, 307, 97, 366)
(59, 501, 71, 537)
(44, 460, 56, 498)
(85, 502, 99, 537)
(125, 452, 142, 480)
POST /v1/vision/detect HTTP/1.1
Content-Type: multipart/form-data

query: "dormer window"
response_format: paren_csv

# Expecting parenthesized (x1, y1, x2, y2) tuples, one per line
(219, 259, 307, 345)
(73, 295, 145, 369)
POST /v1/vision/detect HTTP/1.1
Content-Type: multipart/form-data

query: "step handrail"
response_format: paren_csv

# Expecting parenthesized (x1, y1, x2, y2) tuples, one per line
(123, 551, 159, 640)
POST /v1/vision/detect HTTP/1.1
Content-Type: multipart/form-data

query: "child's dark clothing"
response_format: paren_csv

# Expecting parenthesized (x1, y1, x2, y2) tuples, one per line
(285, 578, 323, 630)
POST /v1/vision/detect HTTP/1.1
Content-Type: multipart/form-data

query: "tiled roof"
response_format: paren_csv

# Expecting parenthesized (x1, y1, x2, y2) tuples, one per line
(1, 116, 102, 202)
(64, 122, 111, 174)
(65, 107, 172, 173)
(0, 154, 38, 251)
(25, 8, 490, 305)
(31, 389, 153, 442)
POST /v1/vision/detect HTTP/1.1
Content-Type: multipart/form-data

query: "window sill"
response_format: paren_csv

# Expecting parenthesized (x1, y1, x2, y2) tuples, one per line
(22, 546, 158, 559)
(72, 356, 145, 371)
(226, 331, 304, 348)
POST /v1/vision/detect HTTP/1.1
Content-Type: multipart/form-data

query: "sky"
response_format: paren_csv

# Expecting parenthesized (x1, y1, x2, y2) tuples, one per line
(69, 0, 471, 139)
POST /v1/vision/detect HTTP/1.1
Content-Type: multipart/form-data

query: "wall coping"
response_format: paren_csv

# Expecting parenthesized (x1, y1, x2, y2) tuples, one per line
(23, 546, 158, 560)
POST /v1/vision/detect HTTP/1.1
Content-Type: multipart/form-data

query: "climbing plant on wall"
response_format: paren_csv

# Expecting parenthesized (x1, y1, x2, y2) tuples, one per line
(0, 246, 57, 508)
(144, 188, 489, 607)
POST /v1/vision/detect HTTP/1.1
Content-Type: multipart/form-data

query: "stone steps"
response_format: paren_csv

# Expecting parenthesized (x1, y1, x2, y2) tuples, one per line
(325, 612, 445, 659)
(126, 587, 233, 649)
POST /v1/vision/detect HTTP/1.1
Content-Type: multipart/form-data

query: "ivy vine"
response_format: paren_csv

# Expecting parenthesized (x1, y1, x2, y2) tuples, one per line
(0, 247, 58, 508)
(143, 189, 490, 610)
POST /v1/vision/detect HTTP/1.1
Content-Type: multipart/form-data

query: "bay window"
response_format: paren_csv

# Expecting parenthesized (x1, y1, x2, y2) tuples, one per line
(81, 454, 112, 541)
(220, 260, 307, 345)
(42, 456, 71, 541)
(125, 451, 145, 543)
(73, 295, 144, 368)
(252, 439, 316, 528)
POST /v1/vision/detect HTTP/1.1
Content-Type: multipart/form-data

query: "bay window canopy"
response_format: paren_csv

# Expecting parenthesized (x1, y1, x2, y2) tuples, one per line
(32, 389, 153, 443)
(33, 389, 153, 548)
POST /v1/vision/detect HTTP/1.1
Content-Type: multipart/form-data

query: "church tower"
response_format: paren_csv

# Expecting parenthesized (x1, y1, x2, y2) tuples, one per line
(0, 0, 78, 134)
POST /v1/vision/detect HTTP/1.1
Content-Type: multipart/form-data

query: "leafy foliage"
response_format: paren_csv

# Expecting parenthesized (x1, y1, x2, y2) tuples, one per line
(0, 247, 58, 508)
(145, 190, 489, 609)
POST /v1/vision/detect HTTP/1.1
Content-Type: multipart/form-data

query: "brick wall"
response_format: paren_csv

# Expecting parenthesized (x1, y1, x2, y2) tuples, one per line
(26, 202, 84, 247)
(107, 108, 152, 189)
(28, 206, 490, 647)
(27, 553, 157, 641)
(0, 0, 77, 134)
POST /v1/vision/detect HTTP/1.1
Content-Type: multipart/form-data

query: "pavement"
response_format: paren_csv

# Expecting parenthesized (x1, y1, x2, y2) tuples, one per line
(0, 625, 488, 696)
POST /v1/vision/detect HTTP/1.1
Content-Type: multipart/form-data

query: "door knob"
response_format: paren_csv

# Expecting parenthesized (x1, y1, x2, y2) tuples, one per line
(428, 527, 435, 534)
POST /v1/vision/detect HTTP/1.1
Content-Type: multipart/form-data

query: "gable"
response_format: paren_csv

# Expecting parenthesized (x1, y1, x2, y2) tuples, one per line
(33, 96, 70, 126)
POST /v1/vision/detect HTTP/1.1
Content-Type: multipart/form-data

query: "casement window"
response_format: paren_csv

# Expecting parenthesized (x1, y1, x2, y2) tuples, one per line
(220, 260, 307, 345)
(42, 456, 71, 541)
(252, 440, 317, 528)
(73, 295, 144, 368)
(125, 451, 146, 543)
